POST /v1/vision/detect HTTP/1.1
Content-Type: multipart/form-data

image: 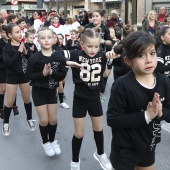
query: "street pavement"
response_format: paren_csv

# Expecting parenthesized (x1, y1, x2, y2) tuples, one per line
(0, 70, 170, 170)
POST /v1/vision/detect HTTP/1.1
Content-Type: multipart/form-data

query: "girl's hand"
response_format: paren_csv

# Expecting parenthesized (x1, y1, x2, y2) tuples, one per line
(106, 51, 120, 59)
(18, 42, 24, 53)
(146, 93, 159, 120)
(100, 39, 105, 44)
(43, 64, 50, 76)
(157, 96, 163, 118)
(23, 45, 28, 55)
(66, 61, 83, 68)
(30, 45, 34, 52)
(47, 63, 53, 75)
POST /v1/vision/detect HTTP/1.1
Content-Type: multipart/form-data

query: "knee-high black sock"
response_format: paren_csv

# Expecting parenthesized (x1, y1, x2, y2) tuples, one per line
(24, 102, 32, 120)
(104, 77, 108, 85)
(100, 77, 108, 93)
(94, 130, 104, 155)
(13, 96, 17, 106)
(0, 94, 4, 109)
(72, 135, 83, 162)
(58, 93, 64, 103)
(4, 106, 12, 123)
(48, 123, 57, 142)
(39, 124, 49, 144)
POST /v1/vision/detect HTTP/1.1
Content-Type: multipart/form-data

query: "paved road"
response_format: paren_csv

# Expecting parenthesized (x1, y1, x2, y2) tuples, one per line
(0, 70, 170, 170)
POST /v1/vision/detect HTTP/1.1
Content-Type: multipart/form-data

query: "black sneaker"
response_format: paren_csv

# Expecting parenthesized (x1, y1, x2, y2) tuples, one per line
(0, 109, 4, 119)
(13, 106, 19, 117)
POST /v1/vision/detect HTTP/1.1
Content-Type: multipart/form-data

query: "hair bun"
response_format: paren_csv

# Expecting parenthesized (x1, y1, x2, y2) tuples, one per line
(77, 26, 85, 33)
(2, 24, 7, 31)
(93, 27, 101, 33)
(113, 44, 123, 54)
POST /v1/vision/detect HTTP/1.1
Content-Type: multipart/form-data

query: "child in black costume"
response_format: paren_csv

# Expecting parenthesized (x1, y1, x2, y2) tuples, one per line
(107, 31, 170, 170)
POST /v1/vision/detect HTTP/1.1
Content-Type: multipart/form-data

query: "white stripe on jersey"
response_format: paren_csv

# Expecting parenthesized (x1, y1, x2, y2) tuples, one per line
(63, 50, 70, 59)
(157, 57, 164, 63)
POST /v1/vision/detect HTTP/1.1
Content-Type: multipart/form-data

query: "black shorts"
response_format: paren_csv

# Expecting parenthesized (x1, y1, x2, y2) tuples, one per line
(72, 95, 103, 118)
(110, 145, 155, 170)
(32, 86, 57, 107)
(0, 68, 6, 83)
(6, 74, 29, 84)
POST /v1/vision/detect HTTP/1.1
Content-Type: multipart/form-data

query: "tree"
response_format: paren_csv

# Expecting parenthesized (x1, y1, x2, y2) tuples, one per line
(48, 0, 53, 14)
(102, 0, 106, 10)
(64, 0, 67, 18)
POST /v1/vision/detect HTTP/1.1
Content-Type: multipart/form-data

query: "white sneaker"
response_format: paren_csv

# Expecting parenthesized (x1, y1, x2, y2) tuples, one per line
(51, 140, 61, 155)
(162, 122, 170, 133)
(27, 119, 36, 131)
(42, 142, 55, 157)
(70, 159, 80, 170)
(60, 102, 70, 109)
(100, 93, 105, 103)
(93, 151, 112, 170)
(2, 123, 10, 136)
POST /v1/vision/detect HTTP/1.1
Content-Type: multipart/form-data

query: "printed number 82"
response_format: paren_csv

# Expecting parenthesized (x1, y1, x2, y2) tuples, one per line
(80, 63, 101, 82)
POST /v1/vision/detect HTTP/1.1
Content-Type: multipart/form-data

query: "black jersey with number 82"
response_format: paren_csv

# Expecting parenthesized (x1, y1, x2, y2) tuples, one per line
(62, 50, 109, 90)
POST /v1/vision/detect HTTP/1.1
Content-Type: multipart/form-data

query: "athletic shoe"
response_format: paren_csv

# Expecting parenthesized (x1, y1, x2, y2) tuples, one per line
(60, 102, 69, 109)
(0, 109, 4, 119)
(13, 106, 19, 117)
(93, 151, 112, 170)
(51, 140, 61, 155)
(2, 123, 10, 136)
(162, 122, 170, 133)
(70, 159, 80, 170)
(42, 142, 55, 157)
(27, 119, 36, 131)
(100, 93, 105, 103)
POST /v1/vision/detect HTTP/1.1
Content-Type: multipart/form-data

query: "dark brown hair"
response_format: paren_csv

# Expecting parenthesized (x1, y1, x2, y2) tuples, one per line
(114, 31, 157, 59)
(2, 23, 18, 37)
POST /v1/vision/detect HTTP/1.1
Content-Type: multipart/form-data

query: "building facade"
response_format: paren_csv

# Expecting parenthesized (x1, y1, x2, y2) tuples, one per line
(0, 0, 170, 24)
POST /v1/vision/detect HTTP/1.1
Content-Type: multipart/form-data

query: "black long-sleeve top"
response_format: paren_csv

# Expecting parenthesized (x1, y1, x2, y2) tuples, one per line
(66, 39, 81, 50)
(26, 42, 38, 55)
(156, 43, 170, 78)
(3, 43, 31, 75)
(26, 51, 68, 89)
(107, 71, 170, 154)
(0, 38, 7, 69)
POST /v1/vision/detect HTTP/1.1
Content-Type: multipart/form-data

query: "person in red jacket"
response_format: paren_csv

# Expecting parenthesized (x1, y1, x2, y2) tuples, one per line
(158, 6, 166, 23)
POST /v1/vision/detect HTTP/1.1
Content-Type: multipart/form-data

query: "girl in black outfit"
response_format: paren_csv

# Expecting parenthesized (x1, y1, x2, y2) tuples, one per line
(52, 28, 118, 170)
(156, 26, 170, 133)
(0, 26, 19, 119)
(77, 10, 89, 26)
(107, 31, 170, 170)
(2, 23, 36, 136)
(84, 10, 112, 103)
(25, 28, 38, 55)
(26, 27, 81, 157)
(84, 10, 112, 51)
(53, 32, 69, 109)
(66, 29, 81, 50)
(0, 27, 8, 119)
